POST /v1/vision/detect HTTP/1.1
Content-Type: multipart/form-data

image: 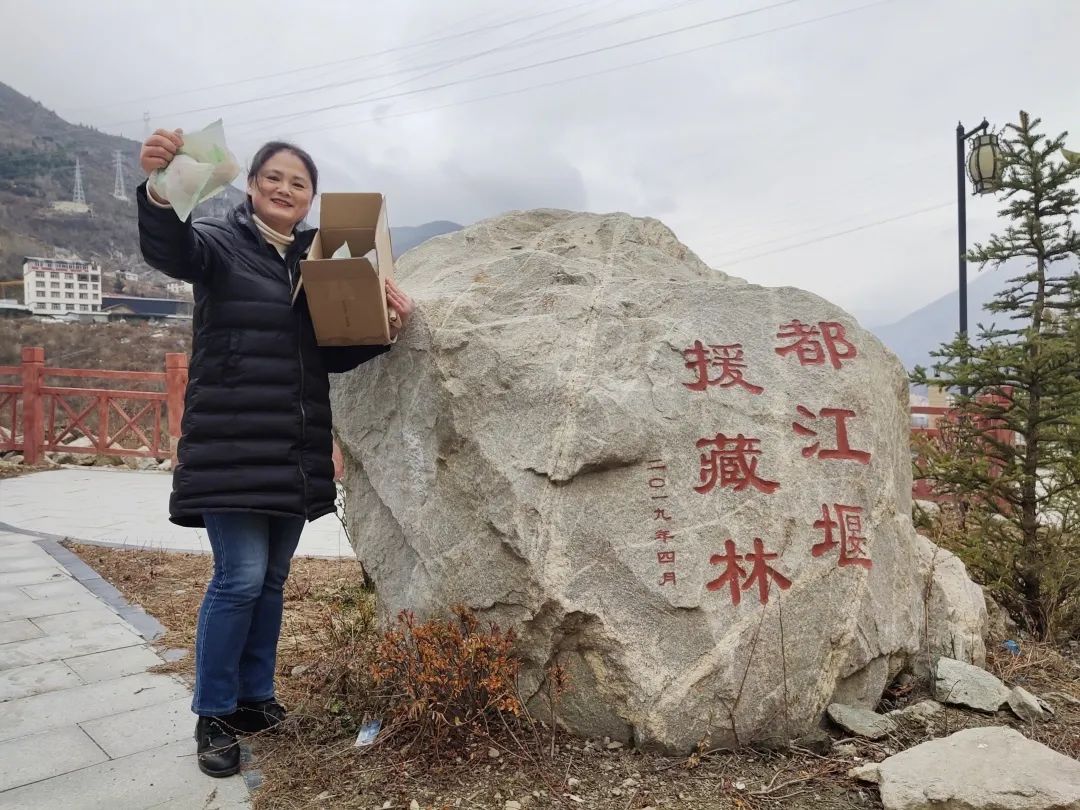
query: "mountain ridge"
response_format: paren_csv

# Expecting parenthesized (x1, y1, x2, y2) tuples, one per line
(0, 82, 463, 291)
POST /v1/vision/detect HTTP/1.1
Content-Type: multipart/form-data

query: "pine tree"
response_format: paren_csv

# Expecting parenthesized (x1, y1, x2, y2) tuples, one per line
(913, 111, 1080, 637)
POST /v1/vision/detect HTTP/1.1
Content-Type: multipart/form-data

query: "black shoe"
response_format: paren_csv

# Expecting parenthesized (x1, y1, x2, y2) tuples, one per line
(226, 700, 287, 735)
(194, 716, 241, 778)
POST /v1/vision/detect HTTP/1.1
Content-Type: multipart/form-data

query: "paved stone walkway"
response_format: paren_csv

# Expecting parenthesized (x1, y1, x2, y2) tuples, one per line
(0, 527, 249, 808)
(0, 467, 353, 807)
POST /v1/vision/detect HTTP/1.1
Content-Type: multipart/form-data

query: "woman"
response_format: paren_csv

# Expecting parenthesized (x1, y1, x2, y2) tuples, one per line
(138, 129, 415, 778)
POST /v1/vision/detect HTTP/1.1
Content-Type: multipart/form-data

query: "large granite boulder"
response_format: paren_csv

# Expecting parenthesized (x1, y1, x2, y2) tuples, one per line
(331, 209, 986, 752)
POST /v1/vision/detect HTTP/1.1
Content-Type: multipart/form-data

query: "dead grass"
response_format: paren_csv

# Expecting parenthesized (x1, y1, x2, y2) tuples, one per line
(64, 542, 1080, 810)
(0, 319, 190, 371)
(0, 461, 54, 480)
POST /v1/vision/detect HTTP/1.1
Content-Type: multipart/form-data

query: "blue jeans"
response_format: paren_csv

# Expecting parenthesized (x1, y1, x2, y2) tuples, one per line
(192, 513, 305, 717)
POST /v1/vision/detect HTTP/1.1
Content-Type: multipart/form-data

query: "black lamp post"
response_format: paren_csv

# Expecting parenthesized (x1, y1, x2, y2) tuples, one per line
(956, 119, 1004, 337)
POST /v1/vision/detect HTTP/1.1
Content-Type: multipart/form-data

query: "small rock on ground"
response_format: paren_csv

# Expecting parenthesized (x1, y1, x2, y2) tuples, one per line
(888, 700, 944, 723)
(933, 657, 1010, 712)
(1008, 686, 1053, 723)
(872, 726, 1080, 809)
(850, 762, 881, 783)
(827, 703, 896, 739)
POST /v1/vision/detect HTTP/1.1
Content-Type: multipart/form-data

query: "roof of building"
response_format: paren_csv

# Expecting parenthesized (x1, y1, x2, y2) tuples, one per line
(100, 295, 190, 317)
(22, 258, 99, 276)
(23, 256, 96, 265)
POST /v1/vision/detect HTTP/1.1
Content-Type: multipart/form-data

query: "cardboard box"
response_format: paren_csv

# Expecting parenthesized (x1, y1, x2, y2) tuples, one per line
(297, 192, 396, 346)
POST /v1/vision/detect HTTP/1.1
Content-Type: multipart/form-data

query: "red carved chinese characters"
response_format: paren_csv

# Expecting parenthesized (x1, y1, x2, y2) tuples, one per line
(743, 537, 793, 603)
(683, 341, 763, 394)
(695, 433, 780, 494)
(647, 461, 678, 586)
(812, 503, 872, 569)
(661, 318, 875, 605)
(706, 538, 792, 605)
(705, 539, 746, 603)
(793, 406, 871, 464)
(775, 320, 857, 370)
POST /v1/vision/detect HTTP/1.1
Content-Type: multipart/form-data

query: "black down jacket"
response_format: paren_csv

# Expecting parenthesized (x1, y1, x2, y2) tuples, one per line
(137, 182, 389, 528)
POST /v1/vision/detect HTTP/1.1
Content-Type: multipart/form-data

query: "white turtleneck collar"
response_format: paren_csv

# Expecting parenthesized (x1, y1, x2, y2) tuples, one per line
(252, 214, 295, 258)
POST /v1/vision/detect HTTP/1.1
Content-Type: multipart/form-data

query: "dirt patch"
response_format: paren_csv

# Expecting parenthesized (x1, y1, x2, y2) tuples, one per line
(64, 542, 1080, 810)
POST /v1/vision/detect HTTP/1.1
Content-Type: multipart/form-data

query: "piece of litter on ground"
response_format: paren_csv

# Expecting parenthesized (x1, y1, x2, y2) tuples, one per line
(354, 718, 382, 747)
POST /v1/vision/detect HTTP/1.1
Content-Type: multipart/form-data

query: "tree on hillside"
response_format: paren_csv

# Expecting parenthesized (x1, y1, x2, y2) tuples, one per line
(912, 111, 1080, 638)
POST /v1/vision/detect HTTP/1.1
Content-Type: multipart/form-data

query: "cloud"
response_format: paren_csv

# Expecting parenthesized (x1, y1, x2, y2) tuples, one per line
(0, 0, 1077, 324)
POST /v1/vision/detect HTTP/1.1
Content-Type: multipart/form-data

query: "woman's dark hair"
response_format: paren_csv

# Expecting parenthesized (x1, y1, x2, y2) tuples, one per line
(248, 141, 318, 193)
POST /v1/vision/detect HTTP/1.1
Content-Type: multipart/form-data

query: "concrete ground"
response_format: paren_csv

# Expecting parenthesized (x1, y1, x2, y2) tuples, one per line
(0, 467, 352, 808)
(1, 467, 355, 557)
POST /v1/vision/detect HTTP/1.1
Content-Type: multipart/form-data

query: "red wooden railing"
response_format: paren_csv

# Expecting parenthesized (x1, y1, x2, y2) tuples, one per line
(909, 404, 951, 437)
(0, 347, 188, 465)
(909, 397, 1017, 502)
(0, 347, 1008, 498)
(911, 406, 947, 500)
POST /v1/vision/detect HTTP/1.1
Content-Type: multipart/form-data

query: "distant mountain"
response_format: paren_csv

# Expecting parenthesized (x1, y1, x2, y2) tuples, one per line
(870, 259, 1079, 371)
(0, 82, 463, 290)
(392, 220, 463, 257)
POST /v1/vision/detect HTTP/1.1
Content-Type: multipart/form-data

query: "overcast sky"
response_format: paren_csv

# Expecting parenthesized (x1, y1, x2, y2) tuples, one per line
(1, 0, 1076, 324)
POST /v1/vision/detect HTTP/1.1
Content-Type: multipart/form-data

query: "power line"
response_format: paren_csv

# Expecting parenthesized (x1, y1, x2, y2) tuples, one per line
(173, 0, 633, 130)
(233, 0, 631, 138)
(705, 162, 942, 255)
(316, 0, 706, 113)
(263, 0, 894, 141)
(709, 201, 953, 269)
(110, 0, 715, 128)
(75, 0, 609, 114)
(214, 0, 812, 131)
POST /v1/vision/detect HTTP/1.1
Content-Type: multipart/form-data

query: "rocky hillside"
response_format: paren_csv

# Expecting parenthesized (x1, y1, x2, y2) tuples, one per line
(0, 82, 244, 286)
(0, 82, 463, 294)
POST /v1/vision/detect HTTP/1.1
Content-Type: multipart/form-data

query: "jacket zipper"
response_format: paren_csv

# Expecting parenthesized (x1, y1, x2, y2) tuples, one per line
(297, 316, 310, 519)
(284, 246, 310, 519)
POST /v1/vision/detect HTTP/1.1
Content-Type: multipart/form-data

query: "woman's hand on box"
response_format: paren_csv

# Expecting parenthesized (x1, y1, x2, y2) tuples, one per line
(386, 278, 415, 340)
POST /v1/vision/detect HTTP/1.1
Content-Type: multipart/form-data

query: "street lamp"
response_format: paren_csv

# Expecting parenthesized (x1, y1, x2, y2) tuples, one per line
(956, 119, 1004, 337)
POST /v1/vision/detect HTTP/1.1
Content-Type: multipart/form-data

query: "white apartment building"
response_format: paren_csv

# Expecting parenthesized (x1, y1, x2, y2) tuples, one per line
(23, 257, 103, 316)
(166, 281, 192, 297)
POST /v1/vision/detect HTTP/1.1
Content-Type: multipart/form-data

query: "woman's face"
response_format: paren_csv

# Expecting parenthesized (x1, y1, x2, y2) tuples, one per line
(247, 150, 314, 233)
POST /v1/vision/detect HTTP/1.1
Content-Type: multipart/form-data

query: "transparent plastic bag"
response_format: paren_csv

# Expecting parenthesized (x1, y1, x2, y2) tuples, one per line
(149, 119, 241, 221)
